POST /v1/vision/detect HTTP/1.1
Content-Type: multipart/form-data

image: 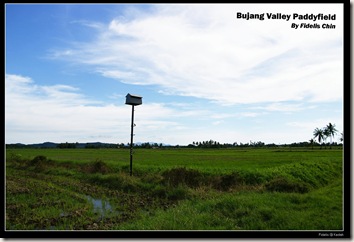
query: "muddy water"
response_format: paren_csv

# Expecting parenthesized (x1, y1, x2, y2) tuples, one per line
(38, 196, 115, 230)
(86, 195, 113, 218)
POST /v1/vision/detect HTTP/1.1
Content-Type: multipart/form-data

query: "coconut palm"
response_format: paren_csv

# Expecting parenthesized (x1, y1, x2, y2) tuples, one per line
(323, 127, 330, 149)
(324, 123, 338, 149)
(309, 138, 314, 150)
(313, 128, 324, 149)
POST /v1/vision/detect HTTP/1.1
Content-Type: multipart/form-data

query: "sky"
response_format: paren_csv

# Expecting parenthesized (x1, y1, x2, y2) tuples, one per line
(5, 3, 344, 145)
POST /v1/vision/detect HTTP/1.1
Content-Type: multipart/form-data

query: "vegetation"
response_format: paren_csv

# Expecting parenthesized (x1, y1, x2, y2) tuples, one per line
(313, 123, 339, 149)
(5, 147, 343, 231)
(6, 123, 342, 150)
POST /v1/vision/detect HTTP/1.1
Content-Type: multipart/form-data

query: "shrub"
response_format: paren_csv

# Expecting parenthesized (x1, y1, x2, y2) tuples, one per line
(8, 153, 23, 163)
(151, 185, 168, 198)
(141, 173, 163, 185)
(265, 177, 310, 193)
(7, 153, 27, 168)
(166, 186, 189, 201)
(240, 171, 266, 185)
(162, 167, 204, 188)
(214, 172, 243, 191)
(27, 155, 53, 171)
(29, 155, 49, 165)
(87, 173, 140, 193)
(84, 159, 111, 174)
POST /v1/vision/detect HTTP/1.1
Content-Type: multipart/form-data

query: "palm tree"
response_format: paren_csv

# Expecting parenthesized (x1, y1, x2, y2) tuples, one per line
(313, 128, 324, 149)
(309, 138, 314, 150)
(323, 128, 330, 149)
(324, 123, 338, 149)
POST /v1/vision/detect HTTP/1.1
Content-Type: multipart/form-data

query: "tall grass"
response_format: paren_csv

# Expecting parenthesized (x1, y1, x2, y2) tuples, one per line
(118, 179, 342, 230)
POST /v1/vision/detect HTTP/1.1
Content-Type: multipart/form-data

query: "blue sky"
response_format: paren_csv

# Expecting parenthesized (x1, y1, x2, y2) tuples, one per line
(5, 3, 344, 145)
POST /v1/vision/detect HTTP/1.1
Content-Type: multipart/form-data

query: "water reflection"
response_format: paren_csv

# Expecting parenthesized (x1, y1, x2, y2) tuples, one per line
(86, 195, 113, 218)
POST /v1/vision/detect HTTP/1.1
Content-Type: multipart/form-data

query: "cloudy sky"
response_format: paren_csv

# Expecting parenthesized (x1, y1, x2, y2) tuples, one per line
(5, 3, 344, 145)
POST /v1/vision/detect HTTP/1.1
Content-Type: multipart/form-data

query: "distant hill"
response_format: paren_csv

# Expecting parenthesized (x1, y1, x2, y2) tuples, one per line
(6, 141, 172, 149)
(5, 142, 120, 149)
(29, 142, 58, 148)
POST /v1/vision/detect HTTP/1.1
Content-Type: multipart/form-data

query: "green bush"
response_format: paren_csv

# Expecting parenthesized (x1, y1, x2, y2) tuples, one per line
(240, 171, 266, 185)
(213, 172, 242, 191)
(87, 173, 140, 193)
(29, 155, 49, 165)
(84, 159, 111, 174)
(7, 153, 27, 168)
(162, 167, 204, 188)
(27, 155, 53, 171)
(8, 153, 24, 163)
(166, 186, 189, 201)
(151, 184, 168, 198)
(265, 177, 310, 193)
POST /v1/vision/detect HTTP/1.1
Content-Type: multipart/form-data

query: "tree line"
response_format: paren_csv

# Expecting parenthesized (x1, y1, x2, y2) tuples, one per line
(188, 140, 267, 148)
(6, 122, 342, 149)
(188, 123, 342, 149)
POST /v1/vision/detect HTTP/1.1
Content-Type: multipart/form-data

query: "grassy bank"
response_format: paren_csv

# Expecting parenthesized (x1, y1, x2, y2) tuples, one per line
(5, 148, 343, 230)
(118, 179, 342, 230)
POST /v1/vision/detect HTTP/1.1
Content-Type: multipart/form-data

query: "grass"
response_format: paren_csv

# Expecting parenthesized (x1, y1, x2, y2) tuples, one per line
(5, 147, 343, 230)
(118, 179, 342, 230)
(6, 147, 342, 173)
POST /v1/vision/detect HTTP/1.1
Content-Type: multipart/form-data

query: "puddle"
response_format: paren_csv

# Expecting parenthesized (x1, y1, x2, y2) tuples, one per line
(31, 196, 115, 230)
(86, 195, 113, 218)
(34, 196, 116, 230)
(60, 211, 69, 217)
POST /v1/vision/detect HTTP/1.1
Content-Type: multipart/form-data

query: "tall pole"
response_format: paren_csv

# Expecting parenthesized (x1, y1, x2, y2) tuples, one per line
(129, 105, 135, 176)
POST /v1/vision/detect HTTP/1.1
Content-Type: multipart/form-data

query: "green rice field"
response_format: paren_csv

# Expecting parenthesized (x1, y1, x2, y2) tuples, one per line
(5, 147, 344, 231)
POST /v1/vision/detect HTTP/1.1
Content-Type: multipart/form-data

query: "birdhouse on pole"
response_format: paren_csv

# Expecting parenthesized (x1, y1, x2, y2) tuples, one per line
(125, 93, 142, 106)
(125, 93, 142, 176)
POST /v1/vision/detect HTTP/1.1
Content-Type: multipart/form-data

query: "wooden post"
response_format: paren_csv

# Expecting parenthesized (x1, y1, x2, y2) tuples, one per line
(129, 105, 134, 176)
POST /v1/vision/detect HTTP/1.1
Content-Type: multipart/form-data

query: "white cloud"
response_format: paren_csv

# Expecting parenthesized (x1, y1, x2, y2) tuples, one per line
(6, 4, 344, 145)
(253, 102, 317, 112)
(5, 74, 209, 144)
(212, 120, 224, 126)
(50, 4, 343, 105)
(70, 20, 105, 30)
(287, 118, 343, 132)
(240, 112, 261, 118)
(5, 73, 342, 145)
